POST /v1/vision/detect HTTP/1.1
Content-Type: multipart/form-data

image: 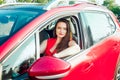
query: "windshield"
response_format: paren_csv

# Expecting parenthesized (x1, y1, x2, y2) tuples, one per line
(0, 9, 46, 45)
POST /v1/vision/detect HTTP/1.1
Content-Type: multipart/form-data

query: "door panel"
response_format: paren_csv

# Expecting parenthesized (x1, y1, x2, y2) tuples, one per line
(62, 36, 120, 80)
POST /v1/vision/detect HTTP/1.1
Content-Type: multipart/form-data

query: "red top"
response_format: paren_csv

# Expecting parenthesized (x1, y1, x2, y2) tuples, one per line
(45, 38, 57, 56)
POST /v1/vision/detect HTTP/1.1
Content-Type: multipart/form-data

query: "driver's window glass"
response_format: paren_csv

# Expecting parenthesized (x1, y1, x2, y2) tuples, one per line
(83, 12, 116, 43)
(2, 35, 36, 80)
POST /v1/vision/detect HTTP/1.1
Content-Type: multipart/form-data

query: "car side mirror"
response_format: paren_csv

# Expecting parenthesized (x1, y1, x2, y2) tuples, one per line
(28, 56, 71, 79)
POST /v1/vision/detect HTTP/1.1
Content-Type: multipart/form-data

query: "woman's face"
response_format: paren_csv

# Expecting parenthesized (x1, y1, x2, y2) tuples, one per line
(56, 22, 67, 38)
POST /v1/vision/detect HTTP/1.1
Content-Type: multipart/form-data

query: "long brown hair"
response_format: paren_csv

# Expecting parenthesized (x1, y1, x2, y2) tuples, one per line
(53, 18, 71, 52)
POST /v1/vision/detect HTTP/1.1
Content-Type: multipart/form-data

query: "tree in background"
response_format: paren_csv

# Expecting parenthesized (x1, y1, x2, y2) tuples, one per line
(0, 0, 50, 3)
(17, 0, 32, 2)
(34, 0, 48, 3)
(88, 0, 96, 3)
(103, 0, 114, 8)
(0, 0, 4, 4)
(16, 0, 49, 3)
(103, 0, 120, 21)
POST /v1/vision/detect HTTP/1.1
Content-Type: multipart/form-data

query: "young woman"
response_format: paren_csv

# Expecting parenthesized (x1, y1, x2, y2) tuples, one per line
(40, 18, 80, 58)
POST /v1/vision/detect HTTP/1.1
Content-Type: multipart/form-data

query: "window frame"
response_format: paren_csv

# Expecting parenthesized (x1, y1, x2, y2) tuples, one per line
(38, 14, 81, 59)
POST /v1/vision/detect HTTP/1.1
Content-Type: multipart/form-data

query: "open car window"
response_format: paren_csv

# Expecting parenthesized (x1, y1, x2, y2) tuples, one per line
(39, 16, 80, 59)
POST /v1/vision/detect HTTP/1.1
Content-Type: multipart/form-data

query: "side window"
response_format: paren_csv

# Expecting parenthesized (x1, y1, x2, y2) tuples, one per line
(39, 17, 78, 44)
(83, 11, 116, 43)
(2, 35, 36, 80)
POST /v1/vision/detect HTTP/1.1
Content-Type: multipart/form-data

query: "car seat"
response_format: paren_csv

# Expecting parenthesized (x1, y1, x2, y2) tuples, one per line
(39, 29, 50, 44)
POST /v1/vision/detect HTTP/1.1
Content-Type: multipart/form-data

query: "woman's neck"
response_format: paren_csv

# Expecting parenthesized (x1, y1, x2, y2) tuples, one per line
(56, 37, 62, 44)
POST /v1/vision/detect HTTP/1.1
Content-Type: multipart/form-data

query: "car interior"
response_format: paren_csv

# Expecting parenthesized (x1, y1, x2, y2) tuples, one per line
(39, 16, 80, 58)
(40, 16, 78, 43)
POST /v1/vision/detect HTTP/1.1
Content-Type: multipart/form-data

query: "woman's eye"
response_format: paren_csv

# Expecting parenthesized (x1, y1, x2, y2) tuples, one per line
(63, 28, 67, 30)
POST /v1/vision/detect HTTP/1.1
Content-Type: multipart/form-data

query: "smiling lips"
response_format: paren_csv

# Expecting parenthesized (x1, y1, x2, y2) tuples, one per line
(59, 33, 65, 36)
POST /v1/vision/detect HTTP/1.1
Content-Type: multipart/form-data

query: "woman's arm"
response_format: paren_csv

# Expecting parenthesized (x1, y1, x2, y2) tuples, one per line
(54, 40, 80, 58)
(40, 40, 47, 54)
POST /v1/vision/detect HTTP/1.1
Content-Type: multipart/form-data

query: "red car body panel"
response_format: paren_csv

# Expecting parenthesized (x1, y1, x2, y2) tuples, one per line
(62, 32, 120, 80)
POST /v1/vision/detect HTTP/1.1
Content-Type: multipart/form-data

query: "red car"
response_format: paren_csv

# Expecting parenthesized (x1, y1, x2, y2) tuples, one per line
(0, 1, 120, 80)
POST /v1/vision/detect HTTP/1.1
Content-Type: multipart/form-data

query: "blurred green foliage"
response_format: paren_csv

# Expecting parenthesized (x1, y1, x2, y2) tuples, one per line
(103, 0, 120, 21)
(0, 0, 3, 4)
(17, 0, 50, 3)
(0, 0, 51, 4)
(88, 0, 96, 3)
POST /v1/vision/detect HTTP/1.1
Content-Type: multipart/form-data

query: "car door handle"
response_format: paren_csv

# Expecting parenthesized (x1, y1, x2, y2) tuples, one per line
(113, 43, 120, 50)
(81, 62, 94, 73)
(114, 43, 120, 46)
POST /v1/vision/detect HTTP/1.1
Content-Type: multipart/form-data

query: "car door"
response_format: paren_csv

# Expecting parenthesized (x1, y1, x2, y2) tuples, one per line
(61, 11, 120, 80)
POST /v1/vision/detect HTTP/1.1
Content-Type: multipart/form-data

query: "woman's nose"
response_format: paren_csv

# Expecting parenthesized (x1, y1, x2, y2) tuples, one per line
(60, 29, 64, 32)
